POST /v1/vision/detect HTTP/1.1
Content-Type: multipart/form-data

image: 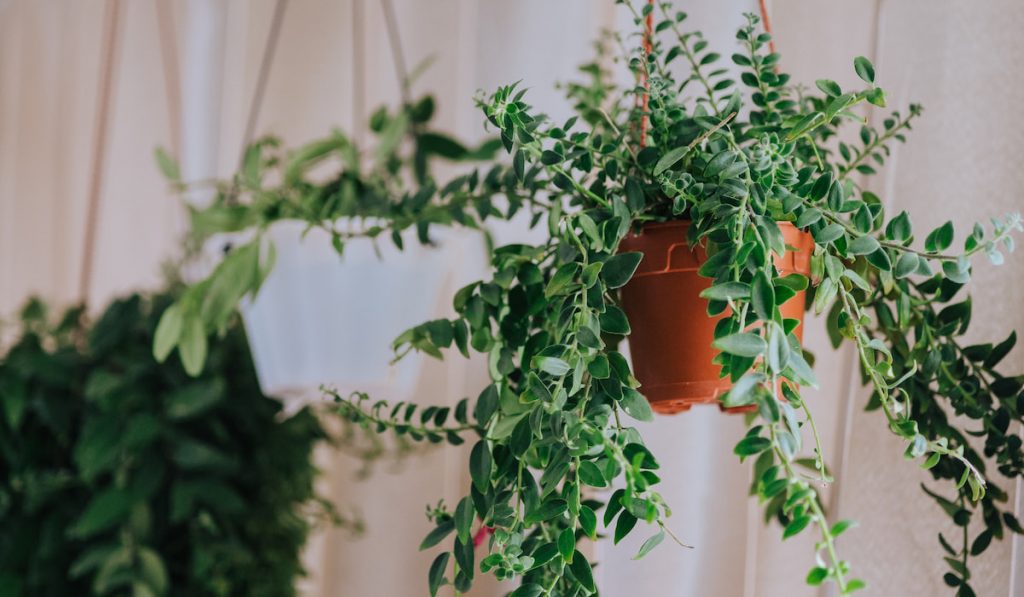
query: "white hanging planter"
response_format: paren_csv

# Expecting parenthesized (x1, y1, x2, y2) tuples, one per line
(235, 220, 484, 409)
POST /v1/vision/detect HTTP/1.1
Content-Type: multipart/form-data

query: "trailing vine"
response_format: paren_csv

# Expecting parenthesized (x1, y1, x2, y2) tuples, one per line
(158, 3, 1023, 595)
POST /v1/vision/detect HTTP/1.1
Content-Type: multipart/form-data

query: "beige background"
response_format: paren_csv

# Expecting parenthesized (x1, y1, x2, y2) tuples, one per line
(1, 1, 1022, 595)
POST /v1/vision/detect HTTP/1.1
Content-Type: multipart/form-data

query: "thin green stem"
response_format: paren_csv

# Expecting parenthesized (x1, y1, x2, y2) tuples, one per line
(799, 398, 830, 482)
(657, 2, 721, 116)
(837, 111, 918, 180)
(770, 425, 849, 594)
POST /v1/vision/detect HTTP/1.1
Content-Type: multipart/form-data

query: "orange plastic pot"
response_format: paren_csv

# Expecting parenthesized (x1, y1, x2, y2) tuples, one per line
(618, 220, 814, 415)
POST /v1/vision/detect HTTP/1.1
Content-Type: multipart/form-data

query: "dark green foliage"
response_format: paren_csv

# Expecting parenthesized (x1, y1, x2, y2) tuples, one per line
(0, 294, 328, 596)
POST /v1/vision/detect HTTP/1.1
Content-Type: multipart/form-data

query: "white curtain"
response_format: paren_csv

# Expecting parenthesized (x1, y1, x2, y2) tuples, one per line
(1, 1, 1022, 596)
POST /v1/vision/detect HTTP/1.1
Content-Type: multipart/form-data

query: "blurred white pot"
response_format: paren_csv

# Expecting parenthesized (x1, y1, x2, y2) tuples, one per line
(237, 220, 485, 409)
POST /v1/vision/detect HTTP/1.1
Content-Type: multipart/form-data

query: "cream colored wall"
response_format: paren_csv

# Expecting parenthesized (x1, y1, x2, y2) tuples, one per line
(1, 1, 1022, 596)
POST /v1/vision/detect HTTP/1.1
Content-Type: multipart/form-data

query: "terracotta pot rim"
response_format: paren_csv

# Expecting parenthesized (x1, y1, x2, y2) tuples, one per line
(628, 218, 801, 234)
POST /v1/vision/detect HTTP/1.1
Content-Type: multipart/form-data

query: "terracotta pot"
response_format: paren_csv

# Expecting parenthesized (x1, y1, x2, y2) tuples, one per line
(618, 220, 814, 415)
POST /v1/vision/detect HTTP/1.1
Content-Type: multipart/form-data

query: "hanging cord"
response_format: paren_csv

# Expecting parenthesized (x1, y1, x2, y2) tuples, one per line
(238, 0, 289, 169)
(352, 0, 366, 142)
(155, 0, 182, 158)
(379, 0, 411, 106)
(757, 0, 778, 62)
(638, 0, 654, 148)
(78, 0, 125, 301)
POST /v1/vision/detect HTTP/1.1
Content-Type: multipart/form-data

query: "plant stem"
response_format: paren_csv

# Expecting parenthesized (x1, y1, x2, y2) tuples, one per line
(656, 2, 721, 116)
(799, 397, 830, 482)
(331, 391, 480, 437)
(771, 427, 849, 593)
(837, 111, 917, 181)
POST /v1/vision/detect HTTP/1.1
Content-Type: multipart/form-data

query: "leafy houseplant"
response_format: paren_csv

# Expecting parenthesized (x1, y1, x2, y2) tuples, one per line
(0, 293, 338, 596)
(158, 3, 1024, 596)
(153, 95, 508, 377)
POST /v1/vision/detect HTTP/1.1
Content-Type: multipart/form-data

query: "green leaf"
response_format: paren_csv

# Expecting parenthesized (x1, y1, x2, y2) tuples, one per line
(700, 282, 750, 301)
(601, 253, 644, 289)
(513, 150, 525, 181)
(137, 548, 168, 594)
(599, 305, 631, 335)
(984, 331, 1016, 369)
(734, 435, 771, 457)
(540, 150, 563, 165)
(776, 273, 809, 291)
(569, 552, 596, 592)
(93, 546, 131, 593)
(886, 211, 912, 241)
(166, 378, 225, 419)
(469, 441, 492, 493)
(809, 171, 833, 200)
(420, 519, 455, 551)
(815, 223, 844, 244)
(154, 146, 180, 181)
(68, 489, 133, 539)
(796, 208, 822, 228)
(454, 497, 474, 545)
(474, 384, 499, 425)
(510, 584, 544, 597)
(942, 260, 970, 283)
(510, 416, 533, 456)
(614, 511, 638, 544)
(945, 556, 970, 579)
(178, 315, 208, 377)
(2, 380, 27, 430)
(558, 528, 576, 562)
(847, 579, 868, 592)
(767, 326, 790, 374)
(921, 452, 942, 470)
(854, 56, 875, 83)
(806, 567, 829, 586)
(925, 221, 954, 252)
(580, 506, 598, 539)
(545, 262, 579, 297)
(815, 79, 841, 97)
(69, 545, 117, 579)
(722, 373, 765, 408)
(752, 271, 775, 320)
(152, 304, 183, 362)
(654, 145, 690, 176)
(578, 461, 608, 487)
(419, 132, 468, 159)
(533, 356, 571, 376)
(527, 544, 559, 570)
(620, 388, 654, 422)
(633, 529, 665, 560)
(525, 499, 568, 525)
(847, 235, 880, 255)
(894, 252, 918, 278)
(783, 514, 812, 538)
(453, 536, 474, 583)
(428, 552, 449, 597)
(713, 333, 766, 358)
(866, 87, 886, 107)
(831, 519, 857, 537)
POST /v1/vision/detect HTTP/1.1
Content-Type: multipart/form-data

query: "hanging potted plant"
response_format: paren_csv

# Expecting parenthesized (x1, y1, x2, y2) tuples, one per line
(158, 2, 1024, 595)
(155, 96, 511, 404)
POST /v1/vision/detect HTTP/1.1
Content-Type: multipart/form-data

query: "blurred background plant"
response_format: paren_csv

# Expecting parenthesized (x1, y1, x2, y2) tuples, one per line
(0, 292, 359, 596)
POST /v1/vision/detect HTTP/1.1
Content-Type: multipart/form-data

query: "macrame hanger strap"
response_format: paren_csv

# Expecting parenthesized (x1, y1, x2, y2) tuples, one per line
(638, 0, 654, 148)
(239, 0, 289, 171)
(79, 0, 125, 302)
(757, 0, 779, 71)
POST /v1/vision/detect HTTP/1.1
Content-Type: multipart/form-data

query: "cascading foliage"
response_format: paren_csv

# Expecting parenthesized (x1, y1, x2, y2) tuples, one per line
(157, 3, 1023, 596)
